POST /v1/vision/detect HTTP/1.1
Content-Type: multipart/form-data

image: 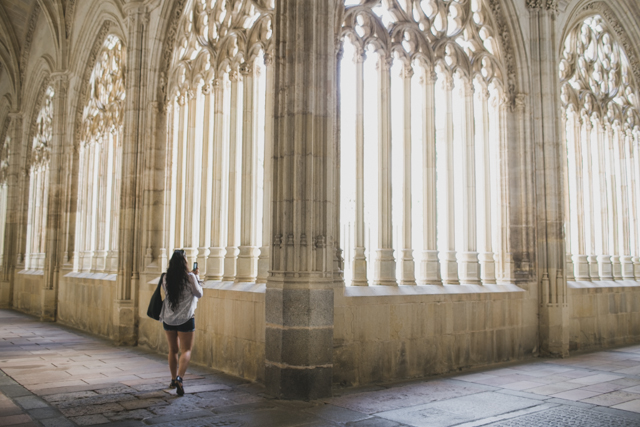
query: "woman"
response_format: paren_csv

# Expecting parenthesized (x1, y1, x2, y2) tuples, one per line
(160, 250, 203, 396)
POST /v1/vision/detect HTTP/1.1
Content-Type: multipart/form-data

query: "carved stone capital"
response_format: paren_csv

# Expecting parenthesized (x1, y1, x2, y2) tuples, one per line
(526, 0, 557, 11)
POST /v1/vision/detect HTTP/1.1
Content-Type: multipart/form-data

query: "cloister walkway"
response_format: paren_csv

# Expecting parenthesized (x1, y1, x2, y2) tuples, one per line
(2, 310, 640, 427)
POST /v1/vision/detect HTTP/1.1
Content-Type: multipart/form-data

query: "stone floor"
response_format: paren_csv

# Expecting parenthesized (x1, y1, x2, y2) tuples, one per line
(2, 311, 640, 426)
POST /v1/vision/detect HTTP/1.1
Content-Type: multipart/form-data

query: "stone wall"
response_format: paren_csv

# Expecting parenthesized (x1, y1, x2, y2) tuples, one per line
(12, 270, 43, 316)
(333, 284, 538, 387)
(568, 281, 640, 351)
(56, 273, 117, 340)
(138, 281, 265, 382)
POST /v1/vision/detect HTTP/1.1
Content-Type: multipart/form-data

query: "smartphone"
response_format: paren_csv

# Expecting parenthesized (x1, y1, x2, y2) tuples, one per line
(193, 262, 198, 271)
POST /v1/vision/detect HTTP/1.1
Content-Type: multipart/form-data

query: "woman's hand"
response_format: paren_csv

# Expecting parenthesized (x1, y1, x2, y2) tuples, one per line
(192, 267, 200, 276)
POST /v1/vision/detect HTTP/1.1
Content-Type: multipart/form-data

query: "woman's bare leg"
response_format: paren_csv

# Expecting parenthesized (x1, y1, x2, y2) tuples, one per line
(177, 331, 194, 378)
(165, 330, 179, 379)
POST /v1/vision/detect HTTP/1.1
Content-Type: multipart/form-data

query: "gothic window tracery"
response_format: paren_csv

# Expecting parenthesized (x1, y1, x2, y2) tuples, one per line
(74, 35, 126, 273)
(165, 0, 274, 281)
(338, 0, 511, 286)
(26, 87, 54, 270)
(560, 15, 640, 282)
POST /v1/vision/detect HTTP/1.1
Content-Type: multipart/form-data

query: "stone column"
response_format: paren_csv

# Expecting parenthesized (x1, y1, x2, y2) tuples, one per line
(595, 119, 613, 279)
(572, 114, 589, 280)
(236, 64, 260, 282)
(374, 55, 396, 286)
(582, 114, 598, 280)
(182, 89, 198, 265)
(198, 84, 214, 275)
(41, 73, 69, 321)
(258, 55, 275, 282)
(223, 70, 241, 281)
(351, 49, 368, 286)
(93, 135, 108, 271)
(419, 70, 440, 285)
(475, 86, 495, 284)
(619, 128, 633, 279)
(0, 114, 23, 308)
(265, 0, 338, 399)
(528, 0, 569, 356)
(114, 2, 147, 345)
(633, 129, 640, 279)
(206, 79, 227, 280)
(560, 108, 575, 281)
(400, 65, 415, 285)
(606, 123, 622, 280)
(440, 74, 459, 284)
(458, 80, 480, 284)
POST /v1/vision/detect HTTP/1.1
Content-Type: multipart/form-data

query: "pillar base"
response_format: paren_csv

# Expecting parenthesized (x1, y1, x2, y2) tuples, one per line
(611, 255, 623, 280)
(457, 251, 480, 284)
(400, 249, 416, 285)
(374, 249, 396, 286)
(634, 257, 640, 280)
(222, 246, 239, 281)
(0, 280, 12, 308)
(265, 364, 332, 400)
(206, 247, 225, 280)
(478, 252, 496, 284)
(621, 256, 634, 279)
(539, 303, 570, 358)
(565, 254, 575, 281)
(498, 252, 515, 284)
(588, 255, 599, 281)
(236, 246, 259, 282)
(196, 247, 210, 276)
(40, 288, 57, 322)
(440, 251, 459, 284)
(597, 255, 613, 280)
(573, 254, 590, 281)
(257, 246, 270, 282)
(351, 247, 368, 286)
(418, 250, 441, 285)
(265, 285, 333, 400)
(113, 300, 137, 346)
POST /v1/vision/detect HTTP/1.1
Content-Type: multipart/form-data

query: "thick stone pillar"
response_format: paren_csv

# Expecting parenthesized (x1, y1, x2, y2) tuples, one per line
(528, 0, 569, 356)
(114, 2, 147, 345)
(265, 0, 339, 400)
(41, 73, 69, 321)
(0, 114, 24, 308)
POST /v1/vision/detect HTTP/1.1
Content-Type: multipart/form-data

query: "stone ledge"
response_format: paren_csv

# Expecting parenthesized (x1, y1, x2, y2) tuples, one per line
(63, 272, 117, 281)
(17, 269, 44, 276)
(568, 280, 640, 290)
(344, 283, 524, 297)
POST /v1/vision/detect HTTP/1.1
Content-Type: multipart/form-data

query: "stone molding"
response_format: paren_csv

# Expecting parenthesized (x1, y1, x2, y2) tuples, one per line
(20, 3, 41, 95)
(525, 0, 558, 11)
(65, 0, 77, 40)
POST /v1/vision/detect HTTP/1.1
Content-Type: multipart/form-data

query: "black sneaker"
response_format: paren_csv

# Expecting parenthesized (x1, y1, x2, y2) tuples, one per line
(169, 379, 177, 389)
(175, 376, 184, 396)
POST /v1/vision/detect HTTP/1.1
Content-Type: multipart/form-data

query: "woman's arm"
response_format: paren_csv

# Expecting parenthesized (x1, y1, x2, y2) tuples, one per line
(188, 273, 203, 298)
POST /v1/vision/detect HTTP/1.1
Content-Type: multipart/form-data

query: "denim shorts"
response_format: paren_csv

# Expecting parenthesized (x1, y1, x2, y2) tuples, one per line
(162, 318, 195, 332)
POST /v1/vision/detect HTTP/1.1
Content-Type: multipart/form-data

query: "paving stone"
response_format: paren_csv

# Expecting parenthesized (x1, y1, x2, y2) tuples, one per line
(346, 417, 406, 427)
(71, 414, 111, 425)
(103, 408, 154, 421)
(27, 406, 63, 419)
(488, 406, 640, 426)
(304, 402, 369, 423)
(14, 395, 50, 409)
(143, 409, 214, 424)
(376, 391, 541, 427)
(60, 402, 125, 417)
(1, 413, 33, 426)
(39, 417, 76, 427)
(119, 397, 166, 410)
(581, 390, 640, 406)
(0, 384, 32, 398)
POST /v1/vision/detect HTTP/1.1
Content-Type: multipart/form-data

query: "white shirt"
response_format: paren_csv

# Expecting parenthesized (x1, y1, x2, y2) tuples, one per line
(159, 272, 203, 326)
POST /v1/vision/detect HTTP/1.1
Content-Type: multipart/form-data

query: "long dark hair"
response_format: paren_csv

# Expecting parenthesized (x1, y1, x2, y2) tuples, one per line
(166, 250, 190, 311)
